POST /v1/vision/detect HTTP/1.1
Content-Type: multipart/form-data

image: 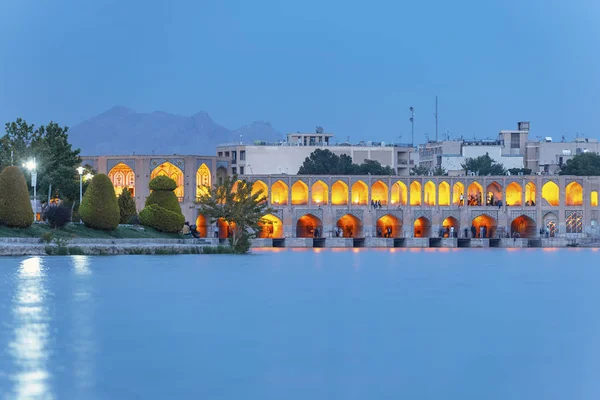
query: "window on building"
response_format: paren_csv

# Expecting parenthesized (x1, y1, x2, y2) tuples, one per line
(232, 167, 237, 174)
(240, 166, 244, 175)
(511, 132, 520, 149)
(240, 150, 246, 161)
(225, 151, 230, 157)
(232, 151, 237, 164)
(218, 152, 223, 157)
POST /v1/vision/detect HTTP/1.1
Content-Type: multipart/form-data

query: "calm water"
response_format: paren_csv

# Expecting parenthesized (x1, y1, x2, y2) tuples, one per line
(1, 249, 600, 399)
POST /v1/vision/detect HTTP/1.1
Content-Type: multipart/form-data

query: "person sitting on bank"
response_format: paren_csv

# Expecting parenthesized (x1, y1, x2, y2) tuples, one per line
(190, 225, 200, 238)
(181, 222, 191, 237)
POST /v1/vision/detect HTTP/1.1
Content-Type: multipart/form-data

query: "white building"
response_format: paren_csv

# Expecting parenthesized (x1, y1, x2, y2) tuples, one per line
(217, 131, 414, 176)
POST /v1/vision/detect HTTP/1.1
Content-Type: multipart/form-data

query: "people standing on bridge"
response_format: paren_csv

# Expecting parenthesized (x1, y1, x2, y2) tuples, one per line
(459, 193, 464, 206)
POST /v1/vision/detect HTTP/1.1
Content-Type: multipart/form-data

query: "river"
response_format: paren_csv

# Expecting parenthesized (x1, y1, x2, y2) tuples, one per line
(1, 249, 599, 399)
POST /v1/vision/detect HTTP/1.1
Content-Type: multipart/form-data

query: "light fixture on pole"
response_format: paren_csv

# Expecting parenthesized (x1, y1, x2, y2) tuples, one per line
(23, 158, 37, 221)
(409, 107, 415, 146)
(77, 166, 84, 215)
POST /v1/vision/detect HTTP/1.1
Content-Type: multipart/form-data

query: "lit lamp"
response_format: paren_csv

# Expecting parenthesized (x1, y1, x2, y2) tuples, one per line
(76, 167, 85, 223)
(23, 158, 37, 220)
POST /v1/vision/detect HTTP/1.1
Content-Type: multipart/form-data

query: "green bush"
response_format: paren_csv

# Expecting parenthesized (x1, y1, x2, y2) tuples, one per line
(139, 204, 185, 233)
(41, 231, 54, 244)
(118, 189, 137, 224)
(0, 166, 34, 227)
(202, 245, 235, 254)
(79, 174, 120, 230)
(148, 175, 177, 191)
(145, 191, 181, 214)
(67, 246, 85, 255)
(45, 205, 72, 228)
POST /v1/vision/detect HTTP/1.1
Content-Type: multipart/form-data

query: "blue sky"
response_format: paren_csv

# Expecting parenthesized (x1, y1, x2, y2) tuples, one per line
(0, 0, 598, 144)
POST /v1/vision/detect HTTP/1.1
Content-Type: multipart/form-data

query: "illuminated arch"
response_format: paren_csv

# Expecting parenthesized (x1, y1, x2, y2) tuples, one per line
(195, 214, 208, 238)
(391, 181, 408, 205)
(291, 181, 309, 205)
(565, 182, 583, 206)
(511, 215, 537, 238)
(505, 182, 522, 206)
(296, 214, 322, 238)
(196, 163, 211, 199)
(151, 162, 184, 200)
(311, 180, 329, 205)
(452, 182, 465, 206)
(258, 214, 283, 238)
(351, 181, 368, 205)
(331, 180, 349, 205)
(543, 212, 558, 237)
(217, 218, 231, 239)
(376, 214, 403, 238)
(486, 181, 503, 205)
(371, 180, 388, 205)
(336, 214, 363, 238)
(413, 217, 431, 238)
(438, 181, 450, 206)
(467, 182, 483, 206)
(108, 162, 135, 197)
(251, 180, 268, 203)
(525, 182, 536, 205)
(471, 214, 497, 238)
(591, 191, 598, 207)
(271, 180, 288, 205)
(441, 217, 460, 238)
(410, 181, 422, 206)
(542, 181, 559, 206)
(424, 181, 436, 206)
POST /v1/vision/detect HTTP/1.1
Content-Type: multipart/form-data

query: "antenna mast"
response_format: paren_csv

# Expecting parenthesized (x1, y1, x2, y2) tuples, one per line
(435, 96, 438, 142)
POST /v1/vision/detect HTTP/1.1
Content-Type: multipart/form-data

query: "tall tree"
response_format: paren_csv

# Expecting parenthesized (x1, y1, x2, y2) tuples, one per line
(559, 152, 600, 176)
(461, 154, 506, 176)
(356, 159, 395, 175)
(298, 149, 343, 174)
(432, 166, 447, 176)
(196, 175, 273, 254)
(0, 119, 82, 201)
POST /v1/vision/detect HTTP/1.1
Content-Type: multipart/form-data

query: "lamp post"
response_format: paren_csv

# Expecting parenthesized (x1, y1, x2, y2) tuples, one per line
(77, 166, 84, 207)
(23, 158, 37, 220)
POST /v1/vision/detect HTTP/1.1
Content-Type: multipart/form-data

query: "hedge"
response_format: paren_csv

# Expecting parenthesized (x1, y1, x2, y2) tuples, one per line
(0, 166, 34, 227)
(139, 204, 185, 233)
(145, 191, 181, 214)
(148, 175, 177, 191)
(79, 173, 120, 230)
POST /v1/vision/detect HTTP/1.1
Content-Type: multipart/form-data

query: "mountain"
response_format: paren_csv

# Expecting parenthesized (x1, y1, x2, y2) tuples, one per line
(68, 106, 283, 156)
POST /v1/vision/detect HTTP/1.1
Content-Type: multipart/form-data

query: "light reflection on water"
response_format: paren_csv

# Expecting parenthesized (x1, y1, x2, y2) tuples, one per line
(9, 257, 53, 400)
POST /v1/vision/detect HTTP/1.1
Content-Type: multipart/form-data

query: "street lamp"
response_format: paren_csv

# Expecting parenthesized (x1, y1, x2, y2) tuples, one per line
(22, 158, 37, 199)
(77, 166, 84, 209)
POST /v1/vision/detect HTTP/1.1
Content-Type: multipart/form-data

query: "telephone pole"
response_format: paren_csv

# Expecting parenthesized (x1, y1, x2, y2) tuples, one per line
(409, 107, 415, 145)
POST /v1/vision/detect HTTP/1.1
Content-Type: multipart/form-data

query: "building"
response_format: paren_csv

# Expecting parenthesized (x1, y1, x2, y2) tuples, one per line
(81, 154, 229, 226)
(419, 121, 600, 176)
(216, 131, 414, 176)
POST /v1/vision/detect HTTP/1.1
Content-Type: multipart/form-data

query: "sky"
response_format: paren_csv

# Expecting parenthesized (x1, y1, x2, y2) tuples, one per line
(0, 0, 599, 144)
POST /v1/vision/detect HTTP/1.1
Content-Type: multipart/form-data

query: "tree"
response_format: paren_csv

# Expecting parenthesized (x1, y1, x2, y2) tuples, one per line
(433, 166, 447, 176)
(0, 166, 34, 227)
(0, 119, 82, 201)
(356, 159, 395, 175)
(411, 165, 430, 176)
(559, 152, 600, 176)
(298, 149, 394, 175)
(461, 153, 506, 176)
(196, 175, 273, 254)
(139, 176, 184, 232)
(79, 174, 120, 230)
(118, 189, 137, 224)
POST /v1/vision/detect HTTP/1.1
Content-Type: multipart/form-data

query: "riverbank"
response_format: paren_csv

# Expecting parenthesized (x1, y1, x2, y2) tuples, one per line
(0, 236, 598, 256)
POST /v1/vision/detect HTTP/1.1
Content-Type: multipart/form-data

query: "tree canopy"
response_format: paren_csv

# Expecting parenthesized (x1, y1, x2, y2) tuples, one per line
(0, 118, 81, 201)
(196, 175, 273, 253)
(559, 152, 600, 176)
(461, 153, 506, 176)
(410, 165, 429, 176)
(297, 149, 394, 175)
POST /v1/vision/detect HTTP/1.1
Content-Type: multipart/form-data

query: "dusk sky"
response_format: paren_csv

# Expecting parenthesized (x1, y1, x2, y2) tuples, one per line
(1, 0, 598, 144)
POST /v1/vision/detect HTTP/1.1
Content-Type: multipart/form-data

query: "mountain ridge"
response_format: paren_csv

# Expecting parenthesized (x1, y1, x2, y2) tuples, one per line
(68, 107, 283, 156)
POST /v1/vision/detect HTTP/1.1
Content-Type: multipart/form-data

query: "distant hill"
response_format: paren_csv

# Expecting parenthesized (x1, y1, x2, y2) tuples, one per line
(68, 106, 283, 156)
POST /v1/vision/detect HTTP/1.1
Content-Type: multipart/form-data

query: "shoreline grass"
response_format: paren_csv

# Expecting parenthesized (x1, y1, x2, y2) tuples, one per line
(0, 223, 182, 240)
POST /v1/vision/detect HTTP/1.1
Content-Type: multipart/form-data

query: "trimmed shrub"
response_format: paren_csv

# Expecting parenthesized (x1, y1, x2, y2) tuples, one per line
(45, 205, 72, 228)
(145, 191, 181, 214)
(139, 204, 185, 233)
(118, 189, 137, 224)
(79, 174, 120, 230)
(128, 214, 141, 225)
(148, 175, 177, 191)
(0, 166, 34, 227)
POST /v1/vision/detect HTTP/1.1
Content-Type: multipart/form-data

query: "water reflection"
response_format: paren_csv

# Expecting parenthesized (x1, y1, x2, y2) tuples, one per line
(70, 256, 96, 395)
(9, 257, 53, 399)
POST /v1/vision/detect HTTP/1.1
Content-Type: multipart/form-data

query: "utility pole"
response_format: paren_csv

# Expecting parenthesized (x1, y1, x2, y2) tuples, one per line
(435, 96, 439, 142)
(409, 107, 415, 146)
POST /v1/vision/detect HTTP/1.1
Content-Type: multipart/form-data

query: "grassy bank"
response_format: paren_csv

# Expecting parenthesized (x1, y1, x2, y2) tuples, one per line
(0, 223, 182, 240)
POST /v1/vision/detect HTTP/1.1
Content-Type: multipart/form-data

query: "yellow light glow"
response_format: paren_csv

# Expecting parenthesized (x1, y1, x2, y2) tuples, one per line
(332, 180, 349, 205)
(565, 182, 583, 206)
(438, 181, 450, 206)
(542, 181, 559, 206)
(424, 181, 436, 206)
(351, 181, 368, 205)
(311, 180, 328, 205)
(271, 180, 288, 205)
(591, 191, 598, 207)
(505, 182, 522, 206)
(410, 181, 421, 206)
(291, 181, 308, 205)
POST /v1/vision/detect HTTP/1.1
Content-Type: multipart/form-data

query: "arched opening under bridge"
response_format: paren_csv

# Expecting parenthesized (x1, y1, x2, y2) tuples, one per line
(376, 214, 402, 238)
(471, 214, 497, 238)
(413, 217, 431, 238)
(510, 215, 537, 238)
(336, 214, 363, 238)
(296, 214, 322, 238)
(258, 214, 283, 238)
(441, 217, 459, 238)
